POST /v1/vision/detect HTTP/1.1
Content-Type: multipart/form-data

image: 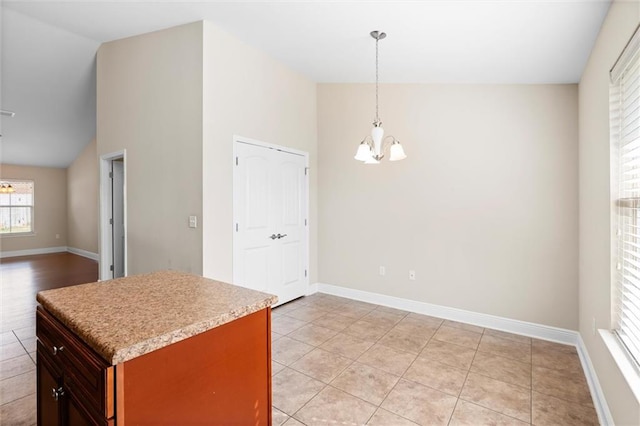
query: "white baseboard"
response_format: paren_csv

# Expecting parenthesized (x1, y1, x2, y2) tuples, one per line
(577, 333, 614, 426)
(312, 281, 612, 424)
(306, 282, 318, 296)
(0, 246, 68, 259)
(0, 246, 99, 261)
(315, 282, 577, 345)
(67, 247, 99, 261)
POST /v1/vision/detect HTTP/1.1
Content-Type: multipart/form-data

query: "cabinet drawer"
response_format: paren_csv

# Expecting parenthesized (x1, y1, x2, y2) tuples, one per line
(37, 307, 115, 420)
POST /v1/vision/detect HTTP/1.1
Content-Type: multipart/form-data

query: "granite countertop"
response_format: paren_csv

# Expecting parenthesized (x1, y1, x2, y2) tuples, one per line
(36, 270, 278, 365)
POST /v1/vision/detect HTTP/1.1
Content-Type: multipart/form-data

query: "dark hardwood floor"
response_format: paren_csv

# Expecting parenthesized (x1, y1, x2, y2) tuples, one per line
(0, 252, 97, 423)
(1, 252, 99, 333)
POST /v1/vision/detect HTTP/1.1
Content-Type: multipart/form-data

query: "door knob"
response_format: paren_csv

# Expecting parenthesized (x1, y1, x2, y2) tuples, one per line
(269, 234, 278, 240)
(51, 386, 64, 401)
(276, 234, 287, 239)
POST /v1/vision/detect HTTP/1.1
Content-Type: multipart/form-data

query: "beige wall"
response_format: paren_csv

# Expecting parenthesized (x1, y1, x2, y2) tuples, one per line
(202, 22, 317, 283)
(0, 164, 67, 251)
(579, 1, 640, 424)
(67, 138, 98, 254)
(97, 22, 204, 275)
(318, 84, 579, 330)
(96, 20, 317, 281)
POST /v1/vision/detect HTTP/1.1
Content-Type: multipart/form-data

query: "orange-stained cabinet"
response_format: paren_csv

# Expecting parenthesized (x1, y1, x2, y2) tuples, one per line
(37, 306, 272, 425)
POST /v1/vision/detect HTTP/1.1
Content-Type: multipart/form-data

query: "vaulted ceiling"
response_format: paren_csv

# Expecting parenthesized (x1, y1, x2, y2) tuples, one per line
(1, 0, 612, 168)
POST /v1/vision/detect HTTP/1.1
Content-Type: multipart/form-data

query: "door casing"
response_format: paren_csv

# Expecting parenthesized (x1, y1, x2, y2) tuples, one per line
(99, 150, 127, 281)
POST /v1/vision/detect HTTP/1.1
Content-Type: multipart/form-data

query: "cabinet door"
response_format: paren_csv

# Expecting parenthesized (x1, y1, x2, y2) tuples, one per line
(38, 349, 62, 426)
(119, 309, 271, 424)
(64, 389, 95, 426)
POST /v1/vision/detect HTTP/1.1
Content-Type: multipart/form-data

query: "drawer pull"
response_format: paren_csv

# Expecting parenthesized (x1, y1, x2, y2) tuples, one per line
(51, 386, 64, 401)
(52, 345, 64, 355)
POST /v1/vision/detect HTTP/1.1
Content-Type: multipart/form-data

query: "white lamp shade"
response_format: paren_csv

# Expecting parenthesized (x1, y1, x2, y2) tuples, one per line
(354, 142, 373, 161)
(364, 156, 380, 164)
(371, 126, 384, 156)
(389, 142, 407, 161)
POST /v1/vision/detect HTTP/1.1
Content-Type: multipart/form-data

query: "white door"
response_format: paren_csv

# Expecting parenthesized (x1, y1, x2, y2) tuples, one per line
(233, 140, 308, 305)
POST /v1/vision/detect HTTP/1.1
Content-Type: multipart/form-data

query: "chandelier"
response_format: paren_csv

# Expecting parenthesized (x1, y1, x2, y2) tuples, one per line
(354, 31, 406, 164)
(0, 183, 15, 193)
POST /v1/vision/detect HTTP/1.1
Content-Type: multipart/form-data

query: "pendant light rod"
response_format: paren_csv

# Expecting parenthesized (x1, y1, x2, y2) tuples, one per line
(371, 31, 386, 124)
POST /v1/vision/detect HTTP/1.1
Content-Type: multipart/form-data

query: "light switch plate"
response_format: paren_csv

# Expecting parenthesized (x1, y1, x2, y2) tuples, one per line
(189, 216, 197, 228)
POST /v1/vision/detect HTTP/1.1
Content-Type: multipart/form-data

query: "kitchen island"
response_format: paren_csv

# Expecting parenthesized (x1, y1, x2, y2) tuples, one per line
(35, 270, 278, 425)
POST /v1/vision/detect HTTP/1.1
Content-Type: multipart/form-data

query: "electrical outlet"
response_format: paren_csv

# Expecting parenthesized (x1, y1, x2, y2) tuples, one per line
(409, 270, 416, 280)
(189, 216, 197, 228)
(379, 266, 386, 276)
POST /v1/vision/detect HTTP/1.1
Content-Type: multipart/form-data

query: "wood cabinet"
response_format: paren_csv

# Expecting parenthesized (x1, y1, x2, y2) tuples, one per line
(36, 307, 114, 426)
(37, 349, 61, 426)
(37, 305, 272, 425)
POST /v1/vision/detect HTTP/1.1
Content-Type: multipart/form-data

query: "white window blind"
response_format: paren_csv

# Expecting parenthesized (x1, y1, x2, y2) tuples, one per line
(612, 24, 640, 366)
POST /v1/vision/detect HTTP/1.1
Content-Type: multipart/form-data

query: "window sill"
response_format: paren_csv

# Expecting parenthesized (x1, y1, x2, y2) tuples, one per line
(0, 232, 36, 238)
(599, 329, 640, 403)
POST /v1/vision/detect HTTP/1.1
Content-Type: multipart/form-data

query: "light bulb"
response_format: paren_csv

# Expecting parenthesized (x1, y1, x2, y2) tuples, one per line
(354, 142, 373, 161)
(389, 142, 407, 161)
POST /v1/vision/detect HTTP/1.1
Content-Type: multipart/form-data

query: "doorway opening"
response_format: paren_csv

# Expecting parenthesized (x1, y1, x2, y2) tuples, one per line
(99, 150, 126, 280)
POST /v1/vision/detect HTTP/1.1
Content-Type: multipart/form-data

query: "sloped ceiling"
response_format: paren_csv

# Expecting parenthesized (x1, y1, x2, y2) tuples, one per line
(0, 0, 612, 168)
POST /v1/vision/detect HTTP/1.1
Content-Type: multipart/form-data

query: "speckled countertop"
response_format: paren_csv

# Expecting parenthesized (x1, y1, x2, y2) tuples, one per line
(36, 271, 278, 365)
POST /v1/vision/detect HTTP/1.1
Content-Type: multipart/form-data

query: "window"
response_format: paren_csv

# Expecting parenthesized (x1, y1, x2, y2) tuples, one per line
(0, 180, 34, 235)
(612, 25, 640, 367)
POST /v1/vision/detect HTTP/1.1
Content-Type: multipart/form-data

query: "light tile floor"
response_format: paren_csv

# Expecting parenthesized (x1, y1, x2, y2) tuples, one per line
(0, 327, 37, 426)
(271, 294, 599, 426)
(0, 293, 598, 425)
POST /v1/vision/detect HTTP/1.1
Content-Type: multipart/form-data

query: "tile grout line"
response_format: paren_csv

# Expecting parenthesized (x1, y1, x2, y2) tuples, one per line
(530, 343, 598, 412)
(273, 308, 328, 422)
(274, 301, 367, 421)
(280, 301, 405, 424)
(15, 331, 34, 363)
(439, 328, 534, 425)
(371, 315, 443, 424)
(373, 301, 531, 423)
(275, 295, 595, 425)
(446, 327, 484, 426)
(288, 312, 357, 424)
(360, 309, 414, 421)
(0, 332, 31, 365)
(283, 302, 471, 424)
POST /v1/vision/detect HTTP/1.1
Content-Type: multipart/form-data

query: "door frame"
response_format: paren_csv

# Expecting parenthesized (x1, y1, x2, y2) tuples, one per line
(232, 135, 310, 301)
(99, 150, 127, 281)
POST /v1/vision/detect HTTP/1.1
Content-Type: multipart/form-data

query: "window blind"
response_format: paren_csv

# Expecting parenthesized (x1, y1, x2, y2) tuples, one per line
(0, 180, 34, 234)
(612, 24, 640, 367)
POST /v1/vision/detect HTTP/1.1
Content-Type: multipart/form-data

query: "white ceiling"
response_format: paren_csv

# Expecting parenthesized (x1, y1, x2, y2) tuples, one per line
(1, 0, 612, 168)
